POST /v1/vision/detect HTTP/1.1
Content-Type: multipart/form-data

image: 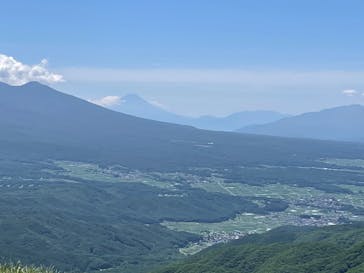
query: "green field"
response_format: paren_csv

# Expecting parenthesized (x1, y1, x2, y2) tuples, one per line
(322, 158, 364, 168)
(52, 161, 179, 190)
(160, 160, 364, 255)
(14, 158, 364, 259)
(192, 181, 364, 208)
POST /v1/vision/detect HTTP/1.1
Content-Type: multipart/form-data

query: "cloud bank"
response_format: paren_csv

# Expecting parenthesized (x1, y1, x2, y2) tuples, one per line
(0, 53, 64, 85)
(89, 96, 121, 107)
(342, 89, 358, 96)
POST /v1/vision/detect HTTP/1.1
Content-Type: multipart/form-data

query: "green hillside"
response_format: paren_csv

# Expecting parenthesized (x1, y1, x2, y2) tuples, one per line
(153, 223, 364, 273)
(0, 160, 287, 273)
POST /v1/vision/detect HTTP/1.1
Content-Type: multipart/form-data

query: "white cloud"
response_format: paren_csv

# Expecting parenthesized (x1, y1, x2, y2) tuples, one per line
(0, 53, 64, 85)
(89, 95, 170, 110)
(89, 96, 121, 107)
(148, 99, 168, 109)
(342, 89, 358, 96)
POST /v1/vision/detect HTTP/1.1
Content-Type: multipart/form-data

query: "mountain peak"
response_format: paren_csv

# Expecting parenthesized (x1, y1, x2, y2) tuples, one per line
(122, 94, 147, 104)
(21, 81, 47, 88)
(0, 81, 11, 88)
(111, 94, 288, 131)
(0, 81, 46, 88)
(0, 81, 52, 94)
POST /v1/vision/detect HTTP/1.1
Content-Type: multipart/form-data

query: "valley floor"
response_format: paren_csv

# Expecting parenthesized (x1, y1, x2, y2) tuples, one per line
(1, 157, 364, 272)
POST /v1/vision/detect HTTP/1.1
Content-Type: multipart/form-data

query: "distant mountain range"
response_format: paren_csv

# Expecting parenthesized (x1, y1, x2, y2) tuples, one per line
(100, 93, 364, 143)
(239, 104, 364, 142)
(1, 82, 362, 170)
(107, 94, 289, 131)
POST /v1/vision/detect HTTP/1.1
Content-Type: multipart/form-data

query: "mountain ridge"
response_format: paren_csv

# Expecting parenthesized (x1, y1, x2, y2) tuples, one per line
(239, 104, 364, 142)
(107, 93, 289, 131)
(2, 82, 364, 171)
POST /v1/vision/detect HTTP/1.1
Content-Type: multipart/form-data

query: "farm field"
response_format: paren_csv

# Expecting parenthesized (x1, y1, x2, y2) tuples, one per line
(43, 159, 364, 255)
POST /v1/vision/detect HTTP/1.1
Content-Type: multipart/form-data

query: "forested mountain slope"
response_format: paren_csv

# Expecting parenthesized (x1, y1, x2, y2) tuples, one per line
(153, 223, 364, 273)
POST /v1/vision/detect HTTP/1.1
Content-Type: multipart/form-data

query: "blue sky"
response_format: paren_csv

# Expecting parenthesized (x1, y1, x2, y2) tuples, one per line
(1, 0, 364, 116)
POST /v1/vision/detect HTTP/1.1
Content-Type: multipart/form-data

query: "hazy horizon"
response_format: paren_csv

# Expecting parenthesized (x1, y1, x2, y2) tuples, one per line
(1, 1, 364, 116)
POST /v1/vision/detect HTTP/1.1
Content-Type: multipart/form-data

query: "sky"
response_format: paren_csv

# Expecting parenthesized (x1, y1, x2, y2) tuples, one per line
(1, 0, 364, 116)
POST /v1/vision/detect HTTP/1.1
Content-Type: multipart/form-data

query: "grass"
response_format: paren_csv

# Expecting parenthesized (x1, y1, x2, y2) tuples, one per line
(0, 264, 57, 273)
